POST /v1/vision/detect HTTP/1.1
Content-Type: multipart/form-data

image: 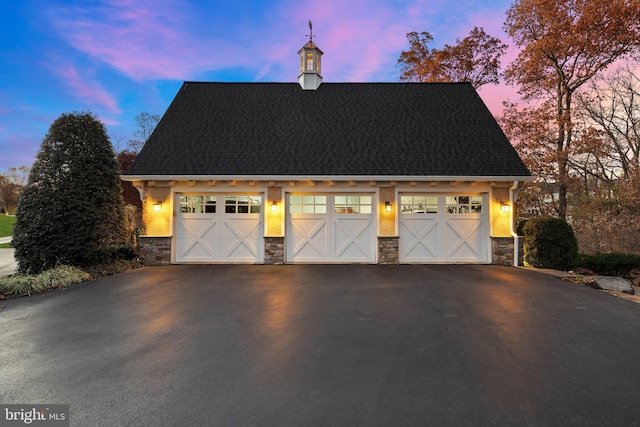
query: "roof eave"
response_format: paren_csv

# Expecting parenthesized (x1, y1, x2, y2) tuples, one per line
(121, 174, 534, 182)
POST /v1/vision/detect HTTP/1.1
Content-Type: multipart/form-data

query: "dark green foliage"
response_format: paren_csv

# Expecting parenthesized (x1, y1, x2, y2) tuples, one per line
(108, 243, 137, 260)
(13, 112, 127, 274)
(523, 218, 578, 271)
(516, 219, 528, 237)
(576, 253, 640, 277)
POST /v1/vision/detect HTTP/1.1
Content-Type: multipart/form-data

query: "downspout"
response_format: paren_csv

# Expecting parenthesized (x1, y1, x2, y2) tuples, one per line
(510, 181, 519, 267)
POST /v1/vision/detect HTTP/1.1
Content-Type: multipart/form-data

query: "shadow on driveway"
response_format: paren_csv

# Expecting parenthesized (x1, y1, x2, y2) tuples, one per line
(1, 265, 639, 426)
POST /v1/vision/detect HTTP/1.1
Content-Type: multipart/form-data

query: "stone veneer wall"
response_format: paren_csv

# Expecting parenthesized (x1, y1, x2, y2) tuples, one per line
(491, 237, 515, 266)
(264, 237, 285, 265)
(378, 236, 399, 265)
(138, 236, 171, 266)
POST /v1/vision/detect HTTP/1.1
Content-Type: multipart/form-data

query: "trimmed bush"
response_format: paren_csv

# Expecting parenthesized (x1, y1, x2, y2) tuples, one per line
(13, 112, 127, 274)
(576, 253, 640, 277)
(523, 218, 578, 271)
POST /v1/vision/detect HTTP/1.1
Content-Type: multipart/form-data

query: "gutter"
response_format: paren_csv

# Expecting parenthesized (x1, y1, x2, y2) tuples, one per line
(509, 181, 520, 267)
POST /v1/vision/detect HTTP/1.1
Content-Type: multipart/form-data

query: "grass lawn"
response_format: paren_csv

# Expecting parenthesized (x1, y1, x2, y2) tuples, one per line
(0, 215, 15, 237)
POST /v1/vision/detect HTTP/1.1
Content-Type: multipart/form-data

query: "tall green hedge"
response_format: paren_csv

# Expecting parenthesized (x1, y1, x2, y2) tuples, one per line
(523, 218, 578, 271)
(13, 112, 127, 274)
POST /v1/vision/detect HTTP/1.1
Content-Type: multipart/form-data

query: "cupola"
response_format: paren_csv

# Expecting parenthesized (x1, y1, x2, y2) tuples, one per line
(298, 21, 323, 90)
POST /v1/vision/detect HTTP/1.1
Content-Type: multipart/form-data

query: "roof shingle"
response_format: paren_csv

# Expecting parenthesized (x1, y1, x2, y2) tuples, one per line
(126, 82, 531, 177)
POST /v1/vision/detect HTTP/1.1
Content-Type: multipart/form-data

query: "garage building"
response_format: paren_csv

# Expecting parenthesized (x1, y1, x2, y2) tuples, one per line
(122, 37, 531, 265)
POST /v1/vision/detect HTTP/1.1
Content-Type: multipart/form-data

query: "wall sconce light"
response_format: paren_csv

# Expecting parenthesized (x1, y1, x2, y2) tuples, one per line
(385, 201, 392, 213)
(271, 201, 278, 213)
(500, 202, 511, 213)
(153, 201, 162, 212)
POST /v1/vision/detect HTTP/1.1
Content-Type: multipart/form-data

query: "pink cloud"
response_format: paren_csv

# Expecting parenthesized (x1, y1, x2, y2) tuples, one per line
(48, 0, 235, 80)
(54, 64, 122, 114)
(278, 0, 415, 82)
(45, 0, 521, 115)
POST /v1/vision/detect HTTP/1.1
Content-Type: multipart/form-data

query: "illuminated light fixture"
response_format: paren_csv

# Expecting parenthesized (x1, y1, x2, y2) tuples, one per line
(153, 201, 162, 212)
(500, 202, 511, 213)
(271, 201, 278, 213)
(385, 201, 392, 213)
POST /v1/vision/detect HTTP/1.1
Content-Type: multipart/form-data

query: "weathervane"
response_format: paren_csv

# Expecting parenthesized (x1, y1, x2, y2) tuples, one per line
(306, 20, 315, 42)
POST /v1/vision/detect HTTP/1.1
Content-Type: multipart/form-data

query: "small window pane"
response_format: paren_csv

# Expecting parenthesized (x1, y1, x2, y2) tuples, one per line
(290, 205, 301, 214)
(302, 205, 314, 214)
(316, 205, 326, 214)
(290, 195, 300, 204)
(315, 195, 326, 204)
(401, 195, 437, 214)
(445, 195, 483, 215)
(335, 196, 346, 205)
(361, 206, 372, 214)
(361, 196, 372, 205)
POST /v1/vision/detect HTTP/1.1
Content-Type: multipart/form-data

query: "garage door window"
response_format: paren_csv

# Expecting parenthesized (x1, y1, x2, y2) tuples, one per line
(225, 196, 262, 214)
(180, 195, 217, 213)
(289, 195, 327, 214)
(446, 196, 483, 214)
(334, 195, 372, 214)
(400, 195, 438, 214)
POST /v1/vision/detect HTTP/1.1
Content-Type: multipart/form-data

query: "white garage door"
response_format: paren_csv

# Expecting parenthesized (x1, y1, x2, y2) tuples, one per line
(175, 194, 264, 263)
(399, 194, 488, 263)
(286, 194, 375, 263)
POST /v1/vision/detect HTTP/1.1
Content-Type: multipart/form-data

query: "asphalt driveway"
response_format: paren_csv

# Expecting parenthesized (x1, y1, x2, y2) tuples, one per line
(1, 265, 639, 426)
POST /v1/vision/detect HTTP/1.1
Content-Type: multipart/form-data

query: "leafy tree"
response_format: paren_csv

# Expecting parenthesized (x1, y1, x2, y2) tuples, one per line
(398, 27, 508, 88)
(0, 166, 29, 214)
(127, 112, 160, 153)
(503, 0, 640, 218)
(0, 175, 15, 214)
(13, 112, 127, 274)
(499, 100, 564, 217)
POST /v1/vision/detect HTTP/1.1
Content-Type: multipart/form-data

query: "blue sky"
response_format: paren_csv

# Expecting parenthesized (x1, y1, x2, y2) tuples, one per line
(0, 0, 519, 172)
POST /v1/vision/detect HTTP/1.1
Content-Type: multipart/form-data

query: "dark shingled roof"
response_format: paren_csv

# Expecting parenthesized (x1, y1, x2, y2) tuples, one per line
(126, 82, 531, 177)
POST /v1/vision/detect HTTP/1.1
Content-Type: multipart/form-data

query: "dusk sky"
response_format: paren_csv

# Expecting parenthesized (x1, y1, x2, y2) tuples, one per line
(1, 0, 522, 173)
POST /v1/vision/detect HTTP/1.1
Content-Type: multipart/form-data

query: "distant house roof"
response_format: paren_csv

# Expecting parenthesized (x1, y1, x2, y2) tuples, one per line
(125, 82, 531, 178)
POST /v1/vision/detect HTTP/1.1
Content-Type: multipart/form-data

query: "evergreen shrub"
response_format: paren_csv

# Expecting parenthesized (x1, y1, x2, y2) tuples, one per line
(523, 218, 578, 271)
(13, 112, 127, 274)
(576, 253, 640, 277)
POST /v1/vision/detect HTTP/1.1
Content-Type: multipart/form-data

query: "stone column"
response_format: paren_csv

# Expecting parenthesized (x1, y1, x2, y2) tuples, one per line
(378, 236, 399, 265)
(138, 236, 171, 266)
(264, 236, 285, 265)
(491, 237, 514, 266)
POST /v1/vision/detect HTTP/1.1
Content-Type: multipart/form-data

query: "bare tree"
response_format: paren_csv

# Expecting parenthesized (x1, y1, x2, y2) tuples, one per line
(127, 112, 160, 153)
(575, 66, 640, 182)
